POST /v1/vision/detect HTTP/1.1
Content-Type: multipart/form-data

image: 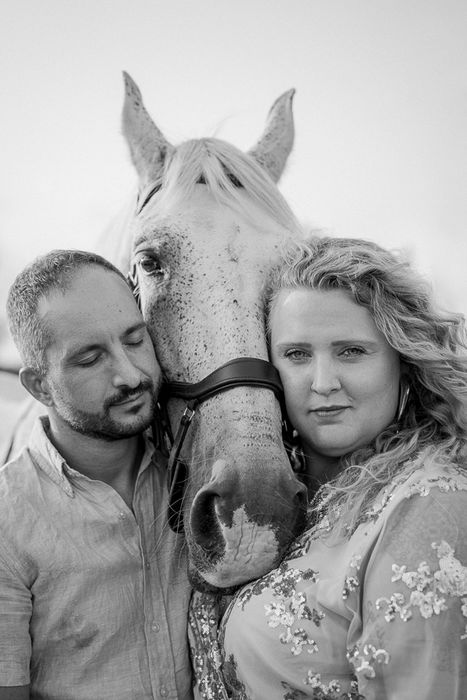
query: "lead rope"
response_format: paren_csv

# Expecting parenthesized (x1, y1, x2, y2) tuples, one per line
(166, 400, 198, 532)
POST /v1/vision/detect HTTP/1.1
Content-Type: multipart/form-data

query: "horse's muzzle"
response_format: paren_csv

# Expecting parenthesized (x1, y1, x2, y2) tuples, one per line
(187, 458, 308, 588)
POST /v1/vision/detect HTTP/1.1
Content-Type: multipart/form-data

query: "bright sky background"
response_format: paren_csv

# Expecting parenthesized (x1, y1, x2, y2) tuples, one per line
(1, 0, 466, 367)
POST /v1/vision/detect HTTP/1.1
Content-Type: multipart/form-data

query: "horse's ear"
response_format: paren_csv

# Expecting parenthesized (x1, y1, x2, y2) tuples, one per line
(121, 72, 175, 187)
(248, 89, 295, 183)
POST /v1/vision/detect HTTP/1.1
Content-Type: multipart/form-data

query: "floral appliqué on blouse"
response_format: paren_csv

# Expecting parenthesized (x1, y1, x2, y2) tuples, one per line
(376, 540, 467, 638)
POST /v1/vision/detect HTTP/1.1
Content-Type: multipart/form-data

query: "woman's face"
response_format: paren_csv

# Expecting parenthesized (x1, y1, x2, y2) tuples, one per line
(270, 287, 401, 460)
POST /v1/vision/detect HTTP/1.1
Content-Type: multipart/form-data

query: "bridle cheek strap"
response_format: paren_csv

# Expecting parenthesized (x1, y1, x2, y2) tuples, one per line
(161, 357, 284, 533)
(164, 403, 194, 532)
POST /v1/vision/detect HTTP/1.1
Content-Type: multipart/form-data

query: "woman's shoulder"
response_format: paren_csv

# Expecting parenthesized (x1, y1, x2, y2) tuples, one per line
(362, 445, 467, 527)
(291, 445, 467, 557)
(393, 447, 466, 506)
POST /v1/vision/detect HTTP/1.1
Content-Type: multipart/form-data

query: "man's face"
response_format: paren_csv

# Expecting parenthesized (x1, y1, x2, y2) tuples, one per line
(40, 266, 161, 440)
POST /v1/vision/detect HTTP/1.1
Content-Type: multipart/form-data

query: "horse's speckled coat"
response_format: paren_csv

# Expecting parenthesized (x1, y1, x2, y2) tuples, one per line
(119, 75, 309, 588)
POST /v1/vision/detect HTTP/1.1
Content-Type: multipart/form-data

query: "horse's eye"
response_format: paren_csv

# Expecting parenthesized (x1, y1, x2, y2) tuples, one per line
(136, 253, 164, 277)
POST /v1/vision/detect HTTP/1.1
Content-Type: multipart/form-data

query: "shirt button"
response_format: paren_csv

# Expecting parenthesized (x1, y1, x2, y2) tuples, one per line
(159, 686, 167, 697)
(118, 512, 126, 520)
(151, 622, 160, 632)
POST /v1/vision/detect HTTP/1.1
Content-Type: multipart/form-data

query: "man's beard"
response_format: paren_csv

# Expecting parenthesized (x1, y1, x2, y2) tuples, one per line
(54, 380, 157, 441)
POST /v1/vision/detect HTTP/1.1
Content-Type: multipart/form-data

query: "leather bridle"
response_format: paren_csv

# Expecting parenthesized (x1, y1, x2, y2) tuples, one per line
(158, 357, 285, 533)
(127, 209, 291, 533)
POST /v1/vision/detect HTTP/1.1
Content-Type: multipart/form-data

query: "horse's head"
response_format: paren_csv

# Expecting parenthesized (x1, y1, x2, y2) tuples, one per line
(120, 74, 307, 589)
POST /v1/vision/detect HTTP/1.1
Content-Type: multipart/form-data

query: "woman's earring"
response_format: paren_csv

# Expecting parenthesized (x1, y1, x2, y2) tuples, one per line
(282, 419, 306, 474)
(397, 379, 410, 422)
(290, 441, 306, 474)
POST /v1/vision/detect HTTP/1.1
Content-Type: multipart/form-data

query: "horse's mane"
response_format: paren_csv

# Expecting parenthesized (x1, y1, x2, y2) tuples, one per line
(150, 138, 301, 235)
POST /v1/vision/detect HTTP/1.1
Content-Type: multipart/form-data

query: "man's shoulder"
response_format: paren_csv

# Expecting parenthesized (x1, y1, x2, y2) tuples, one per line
(0, 446, 41, 498)
(0, 449, 46, 566)
(0, 415, 65, 504)
(1, 444, 36, 472)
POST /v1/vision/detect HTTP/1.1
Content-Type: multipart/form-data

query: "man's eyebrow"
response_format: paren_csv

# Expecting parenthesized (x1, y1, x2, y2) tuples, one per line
(122, 321, 147, 337)
(65, 322, 148, 362)
(65, 343, 101, 363)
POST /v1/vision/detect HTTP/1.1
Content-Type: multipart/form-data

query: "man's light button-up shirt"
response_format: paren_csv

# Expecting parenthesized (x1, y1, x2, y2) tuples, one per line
(0, 416, 193, 699)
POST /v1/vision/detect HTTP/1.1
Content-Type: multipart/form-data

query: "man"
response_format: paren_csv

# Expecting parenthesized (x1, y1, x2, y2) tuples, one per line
(0, 250, 192, 700)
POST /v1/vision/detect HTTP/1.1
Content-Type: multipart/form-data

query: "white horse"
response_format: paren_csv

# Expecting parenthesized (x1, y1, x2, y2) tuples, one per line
(3, 75, 307, 590)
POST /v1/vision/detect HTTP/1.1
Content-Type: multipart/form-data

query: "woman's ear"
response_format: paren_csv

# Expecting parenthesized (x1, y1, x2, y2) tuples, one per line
(19, 367, 54, 407)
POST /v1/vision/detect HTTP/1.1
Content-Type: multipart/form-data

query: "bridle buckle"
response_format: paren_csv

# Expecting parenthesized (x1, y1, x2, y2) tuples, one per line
(180, 404, 197, 426)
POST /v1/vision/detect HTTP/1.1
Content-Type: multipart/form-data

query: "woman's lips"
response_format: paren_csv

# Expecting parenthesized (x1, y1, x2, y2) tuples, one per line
(311, 406, 349, 417)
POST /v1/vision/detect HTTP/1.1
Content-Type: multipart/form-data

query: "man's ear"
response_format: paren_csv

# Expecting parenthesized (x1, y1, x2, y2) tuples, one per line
(19, 367, 54, 407)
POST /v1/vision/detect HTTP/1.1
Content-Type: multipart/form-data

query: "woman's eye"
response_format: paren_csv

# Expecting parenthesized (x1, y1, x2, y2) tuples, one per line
(284, 349, 309, 361)
(341, 346, 365, 358)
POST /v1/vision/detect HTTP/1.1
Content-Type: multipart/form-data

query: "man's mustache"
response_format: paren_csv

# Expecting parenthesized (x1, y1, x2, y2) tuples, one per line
(104, 379, 155, 409)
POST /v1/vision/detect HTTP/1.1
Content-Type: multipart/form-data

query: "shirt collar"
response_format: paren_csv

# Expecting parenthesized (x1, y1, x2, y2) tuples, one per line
(28, 416, 158, 497)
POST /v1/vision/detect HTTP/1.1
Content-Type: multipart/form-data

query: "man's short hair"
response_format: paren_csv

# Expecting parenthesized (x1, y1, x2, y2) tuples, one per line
(7, 249, 127, 374)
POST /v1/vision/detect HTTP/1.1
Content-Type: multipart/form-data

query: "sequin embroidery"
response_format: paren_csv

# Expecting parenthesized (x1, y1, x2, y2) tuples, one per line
(376, 540, 467, 638)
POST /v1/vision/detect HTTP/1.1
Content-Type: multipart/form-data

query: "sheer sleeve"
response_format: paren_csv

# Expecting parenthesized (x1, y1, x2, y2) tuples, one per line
(352, 489, 467, 700)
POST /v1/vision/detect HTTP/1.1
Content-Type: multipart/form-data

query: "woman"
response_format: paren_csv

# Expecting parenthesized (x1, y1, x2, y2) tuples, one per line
(189, 237, 467, 699)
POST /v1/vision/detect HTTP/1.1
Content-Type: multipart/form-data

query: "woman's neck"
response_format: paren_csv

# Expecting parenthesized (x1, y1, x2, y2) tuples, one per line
(301, 444, 342, 496)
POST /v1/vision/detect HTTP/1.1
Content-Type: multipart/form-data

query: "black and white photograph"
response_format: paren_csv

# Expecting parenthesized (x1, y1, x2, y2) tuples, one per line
(0, 2, 466, 698)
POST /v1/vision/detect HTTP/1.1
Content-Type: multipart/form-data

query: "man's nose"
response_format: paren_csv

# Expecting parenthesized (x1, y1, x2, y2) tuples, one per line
(310, 357, 341, 395)
(111, 350, 142, 388)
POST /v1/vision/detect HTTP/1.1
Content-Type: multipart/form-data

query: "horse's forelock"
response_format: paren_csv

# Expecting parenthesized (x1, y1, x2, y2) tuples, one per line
(100, 137, 301, 274)
(159, 138, 301, 234)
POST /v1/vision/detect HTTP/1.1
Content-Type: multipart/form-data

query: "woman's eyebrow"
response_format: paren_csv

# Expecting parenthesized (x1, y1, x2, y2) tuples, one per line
(273, 339, 380, 349)
(331, 339, 379, 348)
(274, 341, 312, 350)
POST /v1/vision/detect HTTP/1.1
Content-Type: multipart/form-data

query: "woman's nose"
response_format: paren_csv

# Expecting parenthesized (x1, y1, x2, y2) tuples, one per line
(310, 358, 341, 395)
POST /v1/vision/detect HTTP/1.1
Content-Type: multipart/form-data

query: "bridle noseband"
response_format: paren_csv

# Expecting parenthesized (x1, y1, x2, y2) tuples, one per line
(159, 357, 285, 533)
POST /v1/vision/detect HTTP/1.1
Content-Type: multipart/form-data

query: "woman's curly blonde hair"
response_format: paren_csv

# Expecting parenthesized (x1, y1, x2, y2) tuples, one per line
(264, 236, 467, 535)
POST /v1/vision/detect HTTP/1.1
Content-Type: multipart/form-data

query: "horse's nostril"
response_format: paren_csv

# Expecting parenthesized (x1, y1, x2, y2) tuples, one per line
(190, 490, 225, 552)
